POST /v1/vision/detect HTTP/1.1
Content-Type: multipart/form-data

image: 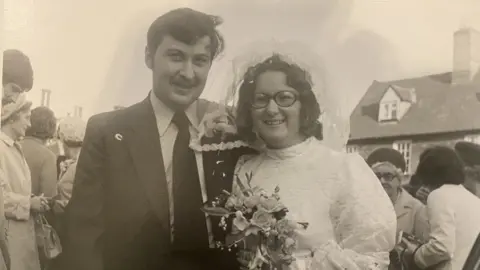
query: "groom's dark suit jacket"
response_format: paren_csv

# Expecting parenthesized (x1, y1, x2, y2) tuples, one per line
(57, 97, 255, 270)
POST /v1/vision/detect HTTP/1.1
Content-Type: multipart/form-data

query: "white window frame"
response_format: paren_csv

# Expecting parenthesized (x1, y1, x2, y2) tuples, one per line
(393, 140, 412, 174)
(381, 101, 398, 121)
(41, 89, 51, 107)
(346, 145, 358, 153)
(74, 106, 83, 119)
(464, 134, 480, 145)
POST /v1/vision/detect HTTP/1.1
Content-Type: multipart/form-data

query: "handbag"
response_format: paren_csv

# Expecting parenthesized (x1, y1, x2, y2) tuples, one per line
(35, 214, 62, 259)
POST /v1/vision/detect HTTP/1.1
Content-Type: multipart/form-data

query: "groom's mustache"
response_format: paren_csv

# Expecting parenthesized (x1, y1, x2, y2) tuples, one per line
(170, 76, 199, 89)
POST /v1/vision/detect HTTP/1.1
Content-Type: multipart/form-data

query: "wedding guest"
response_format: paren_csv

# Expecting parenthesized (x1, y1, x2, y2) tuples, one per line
(21, 106, 58, 198)
(233, 52, 397, 269)
(367, 148, 428, 270)
(408, 148, 437, 204)
(0, 94, 50, 270)
(455, 141, 480, 197)
(2, 49, 34, 106)
(20, 106, 58, 269)
(47, 117, 86, 270)
(367, 148, 428, 240)
(54, 116, 86, 208)
(1, 48, 33, 270)
(403, 146, 480, 269)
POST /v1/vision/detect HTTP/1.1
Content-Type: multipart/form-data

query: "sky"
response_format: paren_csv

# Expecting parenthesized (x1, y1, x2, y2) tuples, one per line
(3, 0, 480, 119)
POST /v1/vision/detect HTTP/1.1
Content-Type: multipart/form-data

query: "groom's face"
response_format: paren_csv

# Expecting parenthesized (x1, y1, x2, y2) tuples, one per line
(146, 35, 213, 110)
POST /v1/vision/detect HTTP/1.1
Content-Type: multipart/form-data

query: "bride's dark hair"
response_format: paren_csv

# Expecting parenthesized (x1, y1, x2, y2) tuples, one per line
(235, 54, 322, 143)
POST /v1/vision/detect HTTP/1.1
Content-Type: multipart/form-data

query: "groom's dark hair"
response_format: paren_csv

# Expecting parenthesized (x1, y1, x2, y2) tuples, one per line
(147, 8, 225, 59)
(236, 54, 323, 143)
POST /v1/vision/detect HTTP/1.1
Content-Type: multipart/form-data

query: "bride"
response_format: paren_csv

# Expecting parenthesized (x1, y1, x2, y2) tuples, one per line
(224, 41, 397, 269)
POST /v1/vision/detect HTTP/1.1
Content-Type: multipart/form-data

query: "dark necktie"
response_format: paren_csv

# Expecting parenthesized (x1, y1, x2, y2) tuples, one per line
(171, 112, 209, 251)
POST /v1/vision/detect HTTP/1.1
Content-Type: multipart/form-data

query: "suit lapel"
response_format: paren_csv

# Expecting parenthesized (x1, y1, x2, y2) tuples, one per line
(124, 98, 170, 228)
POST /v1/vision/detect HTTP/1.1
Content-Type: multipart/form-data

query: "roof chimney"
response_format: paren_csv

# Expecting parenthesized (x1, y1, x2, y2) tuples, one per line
(452, 27, 480, 85)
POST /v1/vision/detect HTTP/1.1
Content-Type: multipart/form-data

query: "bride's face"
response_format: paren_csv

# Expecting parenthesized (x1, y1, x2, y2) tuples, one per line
(251, 70, 305, 149)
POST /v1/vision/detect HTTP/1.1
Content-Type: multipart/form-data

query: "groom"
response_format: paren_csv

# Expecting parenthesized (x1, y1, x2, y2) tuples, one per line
(59, 8, 252, 270)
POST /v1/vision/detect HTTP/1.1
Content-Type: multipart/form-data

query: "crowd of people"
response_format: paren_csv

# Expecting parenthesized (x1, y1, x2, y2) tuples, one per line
(1, 49, 86, 270)
(1, 7, 480, 270)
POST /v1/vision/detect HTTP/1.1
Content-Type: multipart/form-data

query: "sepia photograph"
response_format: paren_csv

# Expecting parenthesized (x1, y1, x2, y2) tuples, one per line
(1, 0, 480, 269)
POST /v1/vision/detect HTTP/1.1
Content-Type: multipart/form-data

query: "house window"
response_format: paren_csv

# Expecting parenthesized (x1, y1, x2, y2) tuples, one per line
(346, 145, 358, 153)
(74, 106, 83, 119)
(381, 101, 398, 121)
(391, 102, 397, 119)
(393, 141, 412, 174)
(464, 135, 480, 145)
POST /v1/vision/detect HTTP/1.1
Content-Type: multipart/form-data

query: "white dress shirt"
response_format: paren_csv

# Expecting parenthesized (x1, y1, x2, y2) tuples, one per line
(149, 91, 213, 246)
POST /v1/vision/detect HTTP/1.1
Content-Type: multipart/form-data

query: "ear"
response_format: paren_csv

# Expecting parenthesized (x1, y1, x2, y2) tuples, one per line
(145, 46, 153, 70)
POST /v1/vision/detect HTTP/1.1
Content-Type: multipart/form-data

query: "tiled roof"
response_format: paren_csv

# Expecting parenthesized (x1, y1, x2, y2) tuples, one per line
(349, 72, 480, 141)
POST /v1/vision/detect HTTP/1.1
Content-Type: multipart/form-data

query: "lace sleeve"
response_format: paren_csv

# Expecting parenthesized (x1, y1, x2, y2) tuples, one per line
(313, 153, 397, 269)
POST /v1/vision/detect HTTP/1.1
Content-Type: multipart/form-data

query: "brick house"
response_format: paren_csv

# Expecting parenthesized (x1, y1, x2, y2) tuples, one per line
(347, 27, 480, 175)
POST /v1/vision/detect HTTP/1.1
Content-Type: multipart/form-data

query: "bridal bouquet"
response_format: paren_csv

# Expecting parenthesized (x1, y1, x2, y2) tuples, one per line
(201, 173, 309, 269)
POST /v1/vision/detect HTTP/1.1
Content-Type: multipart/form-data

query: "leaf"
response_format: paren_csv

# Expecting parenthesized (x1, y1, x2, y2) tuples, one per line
(248, 247, 268, 270)
(274, 185, 280, 193)
(235, 175, 251, 197)
(246, 172, 253, 187)
(297, 222, 309, 229)
(200, 206, 232, 216)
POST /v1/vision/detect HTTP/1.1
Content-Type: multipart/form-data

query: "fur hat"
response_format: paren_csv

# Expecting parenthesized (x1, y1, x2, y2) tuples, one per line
(366, 147, 406, 172)
(3, 49, 34, 91)
(455, 141, 480, 167)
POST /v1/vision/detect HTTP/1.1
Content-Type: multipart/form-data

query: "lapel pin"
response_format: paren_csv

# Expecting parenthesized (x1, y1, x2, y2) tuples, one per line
(114, 133, 123, 141)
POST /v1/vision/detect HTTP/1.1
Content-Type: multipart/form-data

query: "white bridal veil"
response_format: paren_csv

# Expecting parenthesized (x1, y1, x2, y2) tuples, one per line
(218, 39, 350, 151)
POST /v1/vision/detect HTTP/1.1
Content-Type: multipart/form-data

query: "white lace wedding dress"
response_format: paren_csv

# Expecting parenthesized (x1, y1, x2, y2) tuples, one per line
(233, 137, 397, 270)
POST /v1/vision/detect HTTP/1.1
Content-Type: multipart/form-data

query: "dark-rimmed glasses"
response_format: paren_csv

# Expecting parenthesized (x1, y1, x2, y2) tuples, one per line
(251, 91, 298, 109)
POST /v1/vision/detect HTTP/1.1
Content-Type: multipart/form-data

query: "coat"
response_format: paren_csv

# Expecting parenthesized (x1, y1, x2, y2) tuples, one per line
(57, 97, 254, 270)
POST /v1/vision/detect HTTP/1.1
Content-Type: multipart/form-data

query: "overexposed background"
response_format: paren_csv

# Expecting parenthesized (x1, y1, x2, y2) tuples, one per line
(4, 0, 480, 120)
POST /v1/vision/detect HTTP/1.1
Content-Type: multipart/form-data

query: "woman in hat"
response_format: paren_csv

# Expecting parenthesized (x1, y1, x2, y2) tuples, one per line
(367, 148, 428, 270)
(367, 148, 428, 240)
(403, 146, 480, 269)
(0, 93, 49, 270)
(2, 49, 34, 106)
(53, 116, 86, 209)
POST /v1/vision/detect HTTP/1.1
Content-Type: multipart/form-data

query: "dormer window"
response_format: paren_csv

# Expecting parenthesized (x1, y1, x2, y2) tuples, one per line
(380, 101, 398, 121)
(377, 84, 416, 123)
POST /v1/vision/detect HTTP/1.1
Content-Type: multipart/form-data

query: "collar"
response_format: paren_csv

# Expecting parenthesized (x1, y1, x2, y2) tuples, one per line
(0, 131, 15, 147)
(394, 188, 415, 213)
(149, 91, 200, 136)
